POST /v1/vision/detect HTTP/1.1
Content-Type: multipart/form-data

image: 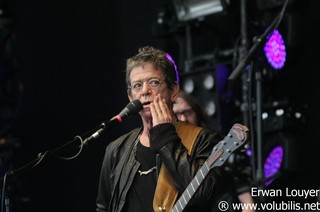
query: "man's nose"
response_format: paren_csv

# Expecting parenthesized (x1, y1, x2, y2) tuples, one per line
(141, 82, 151, 93)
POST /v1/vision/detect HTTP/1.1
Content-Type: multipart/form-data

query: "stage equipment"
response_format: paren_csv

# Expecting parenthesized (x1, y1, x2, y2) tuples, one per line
(180, 63, 231, 133)
(263, 145, 283, 186)
(264, 29, 286, 70)
(262, 130, 300, 186)
(1, 100, 143, 212)
(171, 0, 227, 22)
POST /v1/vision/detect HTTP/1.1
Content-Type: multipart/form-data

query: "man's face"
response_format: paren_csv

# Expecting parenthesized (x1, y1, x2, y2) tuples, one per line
(128, 63, 178, 120)
(173, 97, 197, 125)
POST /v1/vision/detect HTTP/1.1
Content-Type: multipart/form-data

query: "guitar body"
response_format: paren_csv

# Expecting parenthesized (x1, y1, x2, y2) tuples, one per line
(172, 123, 249, 212)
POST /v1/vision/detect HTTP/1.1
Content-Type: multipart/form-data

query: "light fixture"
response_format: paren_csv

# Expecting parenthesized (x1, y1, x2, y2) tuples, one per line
(203, 74, 215, 90)
(182, 78, 195, 94)
(264, 145, 284, 186)
(171, 0, 227, 22)
(261, 131, 300, 187)
(264, 29, 286, 70)
(205, 100, 216, 116)
(179, 65, 226, 131)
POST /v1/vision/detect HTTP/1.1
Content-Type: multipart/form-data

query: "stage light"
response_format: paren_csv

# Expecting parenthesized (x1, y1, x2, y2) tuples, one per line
(205, 100, 216, 116)
(262, 112, 268, 120)
(171, 0, 227, 22)
(264, 29, 286, 70)
(275, 108, 284, 116)
(182, 78, 195, 94)
(294, 112, 302, 119)
(179, 65, 225, 131)
(203, 74, 215, 90)
(261, 129, 301, 187)
(264, 145, 284, 186)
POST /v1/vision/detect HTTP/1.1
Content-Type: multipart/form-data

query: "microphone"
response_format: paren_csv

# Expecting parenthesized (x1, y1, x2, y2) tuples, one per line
(108, 99, 143, 124)
(85, 99, 143, 143)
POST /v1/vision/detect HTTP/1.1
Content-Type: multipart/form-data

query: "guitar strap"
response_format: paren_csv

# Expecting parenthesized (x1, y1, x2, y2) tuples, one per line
(153, 121, 202, 212)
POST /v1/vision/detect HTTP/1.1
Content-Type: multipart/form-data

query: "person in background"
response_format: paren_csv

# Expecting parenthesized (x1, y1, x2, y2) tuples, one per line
(96, 46, 223, 212)
(173, 90, 255, 212)
(173, 90, 208, 128)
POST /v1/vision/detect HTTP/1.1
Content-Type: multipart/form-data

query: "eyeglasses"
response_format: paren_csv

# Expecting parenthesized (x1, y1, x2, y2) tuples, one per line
(129, 78, 164, 93)
(175, 109, 195, 117)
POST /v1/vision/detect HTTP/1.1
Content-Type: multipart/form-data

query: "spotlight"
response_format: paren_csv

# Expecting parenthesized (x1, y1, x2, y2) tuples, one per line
(182, 78, 195, 94)
(171, 0, 227, 22)
(262, 131, 300, 187)
(179, 65, 226, 131)
(264, 145, 284, 186)
(264, 29, 286, 70)
(203, 74, 215, 90)
(205, 100, 216, 116)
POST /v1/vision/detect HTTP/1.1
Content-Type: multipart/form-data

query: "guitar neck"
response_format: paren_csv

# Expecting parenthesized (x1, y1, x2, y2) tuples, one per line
(171, 123, 248, 212)
(172, 162, 210, 212)
(172, 147, 224, 212)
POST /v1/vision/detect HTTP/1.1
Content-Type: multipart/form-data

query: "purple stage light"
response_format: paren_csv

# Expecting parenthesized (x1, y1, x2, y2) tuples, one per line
(264, 145, 284, 186)
(264, 29, 286, 70)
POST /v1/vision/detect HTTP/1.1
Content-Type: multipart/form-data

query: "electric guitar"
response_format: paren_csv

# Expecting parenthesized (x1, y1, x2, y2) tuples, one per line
(171, 123, 249, 212)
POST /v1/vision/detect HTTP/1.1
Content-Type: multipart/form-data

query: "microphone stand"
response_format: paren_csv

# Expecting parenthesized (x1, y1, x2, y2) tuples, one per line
(1, 119, 114, 212)
(227, 0, 291, 199)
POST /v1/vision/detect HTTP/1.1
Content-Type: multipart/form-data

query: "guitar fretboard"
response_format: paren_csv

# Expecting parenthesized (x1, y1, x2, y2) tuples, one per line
(172, 149, 224, 212)
(171, 123, 248, 212)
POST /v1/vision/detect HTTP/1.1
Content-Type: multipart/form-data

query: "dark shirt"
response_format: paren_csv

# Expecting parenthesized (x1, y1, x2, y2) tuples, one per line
(123, 141, 157, 212)
(96, 123, 221, 212)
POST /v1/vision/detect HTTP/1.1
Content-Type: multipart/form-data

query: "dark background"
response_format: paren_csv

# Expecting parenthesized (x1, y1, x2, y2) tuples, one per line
(1, 0, 320, 211)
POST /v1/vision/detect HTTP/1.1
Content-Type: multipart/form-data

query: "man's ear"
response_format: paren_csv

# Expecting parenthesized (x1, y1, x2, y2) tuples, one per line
(171, 83, 180, 103)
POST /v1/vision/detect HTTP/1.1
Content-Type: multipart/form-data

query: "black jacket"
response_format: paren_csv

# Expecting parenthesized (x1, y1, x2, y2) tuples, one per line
(96, 122, 221, 212)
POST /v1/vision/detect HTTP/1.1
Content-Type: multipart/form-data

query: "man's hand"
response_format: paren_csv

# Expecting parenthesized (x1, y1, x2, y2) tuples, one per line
(150, 94, 175, 127)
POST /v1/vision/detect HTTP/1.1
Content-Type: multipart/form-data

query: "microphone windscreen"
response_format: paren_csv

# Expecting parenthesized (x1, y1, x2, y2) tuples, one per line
(118, 99, 143, 119)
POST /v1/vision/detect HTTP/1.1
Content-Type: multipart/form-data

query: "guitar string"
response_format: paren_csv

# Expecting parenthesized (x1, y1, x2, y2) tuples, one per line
(174, 135, 240, 212)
